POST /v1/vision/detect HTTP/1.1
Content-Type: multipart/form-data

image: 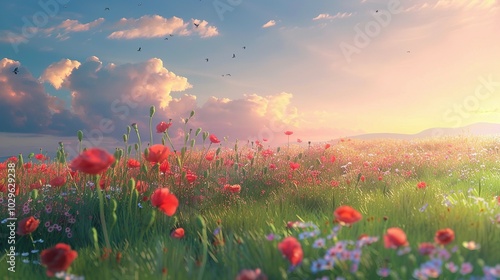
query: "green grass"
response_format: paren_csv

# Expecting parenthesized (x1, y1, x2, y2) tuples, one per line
(1, 118, 500, 279)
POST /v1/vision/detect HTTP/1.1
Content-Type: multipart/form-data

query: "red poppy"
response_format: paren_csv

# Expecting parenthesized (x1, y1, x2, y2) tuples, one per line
(209, 134, 221, 144)
(151, 187, 179, 216)
(360, 175, 366, 182)
(35, 154, 46, 161)
(127, 159, 140, 168)
(186, 172, 197, 183)
(40, 243, 78, 277)
(236, 268, 268, 280)
(434, 228, 455, 245)
(170, 228, 185, 239)
(69, 148, 114, 175)
(334, 205, 362, 225)
(159, 161, 170, 173)
(278, 237, 303, 266)
(325, 144, 331, 149)
(223, 184, 241, 193)
(284, 131, 293, 136)
(205, 152, 215, 161)
(156, 121, 172, 133)
(145, 144, 170, 164)
(17, 216, 40, 235)
(135, 180, 149, 193)
(384, 227, 409, 249)
(49, 175, 67, 187)
(417, 181, 427, 189)
(289, 162, 300, 171)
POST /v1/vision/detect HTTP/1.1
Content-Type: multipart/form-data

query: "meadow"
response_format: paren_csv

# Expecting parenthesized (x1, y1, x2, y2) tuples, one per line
(1, 109, 500, 280)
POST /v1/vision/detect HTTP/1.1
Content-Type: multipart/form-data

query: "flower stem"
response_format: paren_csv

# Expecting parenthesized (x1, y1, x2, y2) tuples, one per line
(96, 175, 111, 249)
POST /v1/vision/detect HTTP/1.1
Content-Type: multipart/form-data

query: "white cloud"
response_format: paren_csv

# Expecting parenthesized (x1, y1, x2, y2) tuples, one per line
(40, 59, 81, 89)
(312, 12, 353, 21)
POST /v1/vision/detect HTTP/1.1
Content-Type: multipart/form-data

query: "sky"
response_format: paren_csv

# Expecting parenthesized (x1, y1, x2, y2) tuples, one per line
(1, 0, 500, 157)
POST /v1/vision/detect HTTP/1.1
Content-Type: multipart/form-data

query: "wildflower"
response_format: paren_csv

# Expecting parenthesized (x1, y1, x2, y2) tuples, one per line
(377, 267, 390, 277)
(312, 238, 326, 248)
(384, 227, 409, 249)
(170, 228, 185, 239)
(17, 216, 40, 236)
(418, 242, 436, 256)
(333, 205, 362, 225)
(434, 228, 455, 245)
(156, 121, 172, 133)
(159, 161, 170, 173)
(209, 134, 221, 144)
(69, 148, 114, 175)
(460, 262, 473, 275)
(289, 162, 300, 171)
(278, 237, 303, 266)
(205, 153, 215, 161)
(236, 268, 268, 280)
(223, 184, 241, 194)
(145, 144, 170, 164)
(151, 187, 179, 216)
(127, 159, 140, 168)
(186, 172, 197, 183)
(445, 262, 458, 273)
(284, 131, 293, 136)
(462, 241, 480, 250)
(417, 181, 427, 189)
(325, 144, 331, 149)
(40, 243, 78, 277)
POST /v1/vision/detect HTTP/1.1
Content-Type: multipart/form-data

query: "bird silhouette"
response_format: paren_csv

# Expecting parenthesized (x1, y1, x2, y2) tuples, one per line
(205, 58, 209, 62)
(242, 46, 246, 49)
(376, 10, 378, 13)
(164, 37, 168, 40)
(407, 50, 410, 53)
(137, 47, 141, 51)
(194, 22, 200, 28)
(13, 67, 18, 74)
(105, 7, 110, 10)
(232, 54, 236, 58)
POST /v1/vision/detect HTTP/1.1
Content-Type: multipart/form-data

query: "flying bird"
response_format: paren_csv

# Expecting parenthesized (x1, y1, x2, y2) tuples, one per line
(376, 10, 379, 13)
(194, 22, 200, 28)
(232, 54, 236, 58)
(137, 47, 141, 51)
(205, 58, 209, 62)
(13, 67, 18, 74)
(105, 7, 110, 10)
(242, 46, 246, 49)
(164, 37, 168, 40)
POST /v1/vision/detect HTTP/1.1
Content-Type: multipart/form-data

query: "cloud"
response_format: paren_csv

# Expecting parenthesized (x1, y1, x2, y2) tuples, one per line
(52, 56, 192, 133)
(262, 20, 276, 28)
(38, 18, 105, 41)
(108, 15, 219, 39)
(312, 12, 353, 21)
(40, 59, 81, 89)
(0, 58, 85, 135)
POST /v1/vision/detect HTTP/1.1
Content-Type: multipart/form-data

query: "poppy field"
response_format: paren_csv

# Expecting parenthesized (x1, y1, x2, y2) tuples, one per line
(1, 109, 500, 280)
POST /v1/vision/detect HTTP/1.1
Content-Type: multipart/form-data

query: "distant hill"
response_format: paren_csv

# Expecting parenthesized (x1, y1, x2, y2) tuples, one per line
(348, 122, 500, 140)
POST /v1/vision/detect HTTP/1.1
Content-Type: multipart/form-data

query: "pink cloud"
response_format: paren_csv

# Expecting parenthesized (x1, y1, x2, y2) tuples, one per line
(108, 15, 219, 39)
(312, 12, 353, 21)
(262, 20, 276, 28)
